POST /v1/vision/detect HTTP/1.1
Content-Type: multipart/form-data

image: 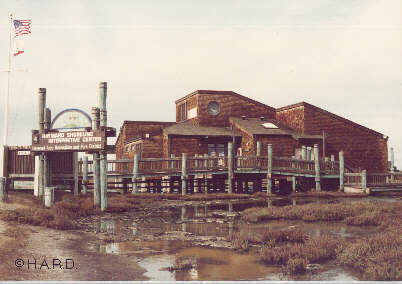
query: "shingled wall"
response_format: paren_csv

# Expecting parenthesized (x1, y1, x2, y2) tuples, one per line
(277, 103, 388, 172)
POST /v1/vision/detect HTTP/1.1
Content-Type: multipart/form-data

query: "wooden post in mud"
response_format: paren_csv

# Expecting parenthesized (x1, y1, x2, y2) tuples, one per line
(44, 186, 54, 207)
(204, 154, 208, 194)
(73, 152, 79, 195)
(228, 142, 233, 194)
(82, 156, 88, 194)
(194, 154, 199, 193)
(314, 144, 321, 191)
(181, 153, 187, 195)
(0, 177, 7, 202)
(169, 154, 175, 193)
(339, 151, 344, 191)
(38, 88, 46, 198)
(132, 153, 139, 194)
(291, 155, 296, 192)
(99, 82, 108, 211)
(301, 145, 307, 160)
(43, 108, 51, 188)
(390, 147, 395, 182)
(306, 147, 312, 161)
(361, 170, 367, 191)
(91, 107, 101, 207)
(330, 155, 335, 162)
(267, 144, 272, 195)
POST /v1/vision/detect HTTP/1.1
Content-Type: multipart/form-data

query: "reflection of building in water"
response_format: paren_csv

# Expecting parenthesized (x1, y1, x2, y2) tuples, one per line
(132, 222, 137, 235)
(99, 242, 120, 254)
(267, 200, 272, 207)
(94, 219, 115, 234)
(181, 206, 187, 232)
(228, 202, 233, 213)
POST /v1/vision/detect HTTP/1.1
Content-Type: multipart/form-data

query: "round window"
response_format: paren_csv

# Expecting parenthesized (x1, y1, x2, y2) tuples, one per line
(207, 101, 220, 115)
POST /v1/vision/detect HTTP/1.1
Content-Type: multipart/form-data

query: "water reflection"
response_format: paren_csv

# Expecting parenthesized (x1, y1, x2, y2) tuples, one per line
(94, 219, 115, 234)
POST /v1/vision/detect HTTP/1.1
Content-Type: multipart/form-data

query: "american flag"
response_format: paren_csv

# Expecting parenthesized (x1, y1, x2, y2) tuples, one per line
(13, 19, 31, 37)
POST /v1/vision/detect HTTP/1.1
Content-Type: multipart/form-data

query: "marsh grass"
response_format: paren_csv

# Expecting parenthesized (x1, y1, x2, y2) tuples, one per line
(241, 200, 402, 225)
(336, 230, 402, 280)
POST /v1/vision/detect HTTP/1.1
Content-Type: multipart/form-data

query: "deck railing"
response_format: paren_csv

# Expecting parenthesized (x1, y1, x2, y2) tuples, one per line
(235, 156, 267, 170)
(138, 157, 182, 174)
(273, 157, 315, 175)
(344, 173, 362, 186)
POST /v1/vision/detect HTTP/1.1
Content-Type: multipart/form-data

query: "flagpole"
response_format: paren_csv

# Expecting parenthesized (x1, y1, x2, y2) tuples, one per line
(3, 13, 13, 145)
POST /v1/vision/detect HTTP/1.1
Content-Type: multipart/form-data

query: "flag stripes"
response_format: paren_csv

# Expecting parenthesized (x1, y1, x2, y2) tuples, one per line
(13, 19, 31, 37)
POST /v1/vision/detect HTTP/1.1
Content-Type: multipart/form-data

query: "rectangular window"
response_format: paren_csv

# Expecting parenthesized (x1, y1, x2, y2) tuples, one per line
(208, 144, 226, 156)
(178, 102, 187, 122)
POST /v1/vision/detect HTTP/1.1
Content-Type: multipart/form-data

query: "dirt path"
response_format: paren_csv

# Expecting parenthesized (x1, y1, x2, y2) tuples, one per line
(0, 192, 147, 281)
(0, 221, 147, 281)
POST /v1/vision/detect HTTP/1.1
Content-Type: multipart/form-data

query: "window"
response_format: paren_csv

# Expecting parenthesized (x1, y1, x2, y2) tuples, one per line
(208, 144, 225, 156)
(178, 102, 187, 122)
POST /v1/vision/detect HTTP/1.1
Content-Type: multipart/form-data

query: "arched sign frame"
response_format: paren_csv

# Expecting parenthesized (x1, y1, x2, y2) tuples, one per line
(51, 108, 92, 130)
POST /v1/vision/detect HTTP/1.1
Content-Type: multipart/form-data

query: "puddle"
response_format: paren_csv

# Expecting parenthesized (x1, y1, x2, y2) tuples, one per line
(89, 196, 395, 280)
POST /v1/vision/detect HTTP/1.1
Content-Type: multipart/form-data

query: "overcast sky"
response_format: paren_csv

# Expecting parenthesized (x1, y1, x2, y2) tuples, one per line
(0, 0, 401, 167)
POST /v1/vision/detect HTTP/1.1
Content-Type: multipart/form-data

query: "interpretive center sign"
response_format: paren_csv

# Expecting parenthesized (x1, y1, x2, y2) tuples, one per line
(31, 130, 105, 152)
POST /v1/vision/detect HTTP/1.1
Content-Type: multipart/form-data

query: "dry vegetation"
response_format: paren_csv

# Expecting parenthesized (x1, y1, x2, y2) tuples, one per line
(0, 193, 145, 230)
(241, 200, 401, 224)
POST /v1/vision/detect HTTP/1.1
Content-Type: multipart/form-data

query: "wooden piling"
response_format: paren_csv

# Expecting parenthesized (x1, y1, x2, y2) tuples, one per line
(73, 152, 79, 195)
(256, 141, 261, 156)
(194, 154, 199, 193)
(99, 82, 108, 211)
(82, 156, 88, 194)
(204, 154, 208, 194)
(301, 145, 307, 160)
(0, 177, 7, 202)
(44, 186, 54, 207)
(181, 153, 187, 196)
(339, 151, 344, 191)
(38, 88, 46, 198)
(314, 144, 321, 191)
(132, 153, 139, 194)
(91, 107, 101, 207)
(228, 142, 233, 194)
(39, 154, 45, 197)
(390, 148, 395, 182)
(330, 155, 335, 162)
(306, 147, 312, 160)
(267, 144, 272, 195)
(362, 170, 367, 192)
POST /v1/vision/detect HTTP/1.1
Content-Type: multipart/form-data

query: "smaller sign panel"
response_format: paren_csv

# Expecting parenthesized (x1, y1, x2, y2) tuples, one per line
(32, 130, 105, 152)
(187, 107, 197, 119)
(17, 150, 30, 156)
(51, 109, 92, 130)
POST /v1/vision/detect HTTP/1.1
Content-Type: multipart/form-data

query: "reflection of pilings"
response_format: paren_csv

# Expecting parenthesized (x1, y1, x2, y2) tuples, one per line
(204, 204, 208, 217)
(228, 201, 233, 213)
(228, 221, 233, 237)
(181, 206, 186, 221)
(194, 205, 199, 217)
(181, 206, 187, 232)
(267, 199, 272, 207)
(132, 222, 137, 235)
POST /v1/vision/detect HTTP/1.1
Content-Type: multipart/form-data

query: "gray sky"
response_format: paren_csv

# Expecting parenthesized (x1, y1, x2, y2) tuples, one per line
(0, 0, 401, 167)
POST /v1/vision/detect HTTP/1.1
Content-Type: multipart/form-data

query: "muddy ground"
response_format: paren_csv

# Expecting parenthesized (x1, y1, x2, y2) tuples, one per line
(0, 191, 401, 281)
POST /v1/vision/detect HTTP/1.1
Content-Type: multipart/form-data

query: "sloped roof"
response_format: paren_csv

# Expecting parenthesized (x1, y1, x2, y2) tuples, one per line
(277, 102, 386, 138)
(175, 90, 276, 112)
(230, 117, 323, 140)
(163, 120, 239, 137)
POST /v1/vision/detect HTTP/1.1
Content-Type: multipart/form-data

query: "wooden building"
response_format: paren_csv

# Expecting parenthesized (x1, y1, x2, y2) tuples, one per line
(116, 90, 388, 173)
